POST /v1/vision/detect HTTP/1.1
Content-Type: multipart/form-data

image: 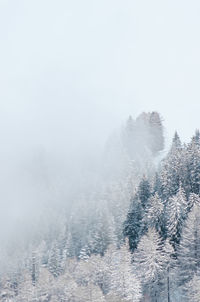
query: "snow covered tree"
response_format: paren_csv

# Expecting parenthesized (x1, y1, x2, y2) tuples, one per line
(31, 252, 38, 286)
(184, 134, 200, 196)
(148, 111, 164, 156)
(123, 195, 144, 251)
(16, 271, 36, 302)
(133, 228, 169, 300)
(47, 241, 62, 277)
(88, 208, 115, 256)
(52, 273, 78, 301)
(122, 112, 164, 161)
(74, 254, 96, 287)
(188, 193, 200, 212)
(160, 132, 183, 199)
(74, 283, 106, 302)
(144, 193, 164, 233)
(107, 240, 142, 302)
(124, 177, 151, 252)
(178, 203, 200, 286)
(0, 276, 16, 302)
(138, 176, 151, 208)
(185, 274, 200, 302)
(153, 172, 162, 197)
(36, 267, 54, 300)
(25, 249, 40, 288)
(165, 186, 187, 252)
(79, 244, 90, 262)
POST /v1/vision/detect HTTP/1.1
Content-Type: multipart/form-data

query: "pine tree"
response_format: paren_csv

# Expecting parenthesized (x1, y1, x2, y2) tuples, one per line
(160, 132, 183, 199)
(122, 115, 136, 159)
(185, 274, 200, 302)
(123, 195, 143, 251)
(48, 241, 62, 278)
(153, 172, 162, 197)
(178, 203, 200, 286)
(133, 228, 169, 300)
(188, 193, 200, 213)
(79, 244, 90, 262)
(138, 176, 151, 208)
(108, 240, 142, 302)
(165, 186, 187, 252)
(144, 193, 164, 233)
(184, 134, 200, 196)
(148, 111, 164, 156)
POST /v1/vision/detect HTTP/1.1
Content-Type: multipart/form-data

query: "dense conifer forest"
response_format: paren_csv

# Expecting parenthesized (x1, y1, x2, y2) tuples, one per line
(1, 111, 200, 301)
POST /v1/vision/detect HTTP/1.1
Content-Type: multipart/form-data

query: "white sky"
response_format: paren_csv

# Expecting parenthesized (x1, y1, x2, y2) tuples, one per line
(0, 0, 200, 153)
(1, 0, 200, 247)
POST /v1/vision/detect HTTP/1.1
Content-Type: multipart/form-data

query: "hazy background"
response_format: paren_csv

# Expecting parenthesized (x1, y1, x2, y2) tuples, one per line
(0, 0, 200, 243)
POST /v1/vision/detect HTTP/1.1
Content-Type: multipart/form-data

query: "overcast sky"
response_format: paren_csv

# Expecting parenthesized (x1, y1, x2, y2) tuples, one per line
(1, 0, 200, 155)
(1, 0, 200, 250)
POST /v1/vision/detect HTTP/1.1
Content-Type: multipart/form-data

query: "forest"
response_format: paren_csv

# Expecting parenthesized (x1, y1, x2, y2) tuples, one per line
(1, 111, 200, 302)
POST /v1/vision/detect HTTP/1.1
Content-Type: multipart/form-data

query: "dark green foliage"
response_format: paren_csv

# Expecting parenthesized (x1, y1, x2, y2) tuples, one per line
(160, 132, 183, 200)
(123, 178, 151, 251)
(123, 195, 144, 251)
(185, 138, 200, 196)
(153, 173, 162, 197)
(138, 177, 151, 208)
(124, 129, 200, 258)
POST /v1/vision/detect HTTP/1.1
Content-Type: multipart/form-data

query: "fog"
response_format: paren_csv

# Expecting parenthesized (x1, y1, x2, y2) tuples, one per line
(0, 0, 200, 261)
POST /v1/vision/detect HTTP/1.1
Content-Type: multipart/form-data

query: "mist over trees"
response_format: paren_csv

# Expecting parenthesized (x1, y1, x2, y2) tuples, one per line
(124, 127, 200, 301)
(1, 111, 200, 301)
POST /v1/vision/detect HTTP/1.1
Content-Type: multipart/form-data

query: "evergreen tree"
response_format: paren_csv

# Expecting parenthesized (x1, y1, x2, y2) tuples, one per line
(160, 132, 183, 199)
(123, 195, 143, 251)
(185, 274, 200, 302)
(148, 111, 164, 156)
(106, 240, 142, 302)
(193, 129, 200, 146)
(138, 176, 151, 208)
(153, 173, 162, 197)
(165, 186, 187, 252)
(133, 228, 169, 300)
(47, 241, 62, 278)
(188, 193, 200, 213)
(178, 203, 200, 285)
(184, 134, 200, 196)
(144, 193, 164, 233)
